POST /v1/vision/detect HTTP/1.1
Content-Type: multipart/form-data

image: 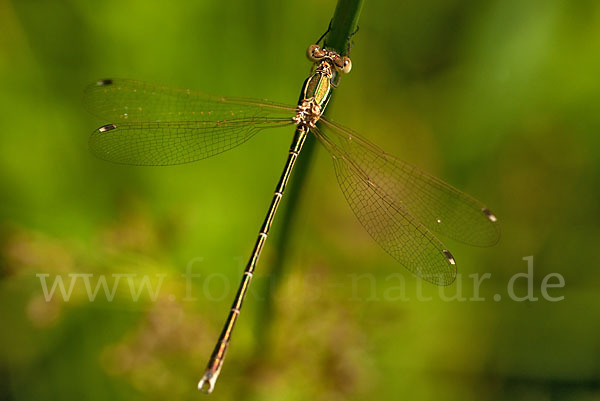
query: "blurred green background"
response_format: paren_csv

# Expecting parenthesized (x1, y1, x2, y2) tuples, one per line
(1, 0, 599, 400)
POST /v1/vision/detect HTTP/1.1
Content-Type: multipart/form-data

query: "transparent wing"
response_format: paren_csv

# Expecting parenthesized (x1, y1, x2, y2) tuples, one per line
(84, 79, 296, 165)
(314, 126, 456, 285)
(84, 78, 295, 122)
(316, 118, 500, 247)
(90, 119, 292, 166)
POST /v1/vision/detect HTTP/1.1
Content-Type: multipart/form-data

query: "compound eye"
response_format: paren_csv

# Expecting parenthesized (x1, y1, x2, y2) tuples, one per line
(333, 56, 344, 69)
(307, 44, 324, 61)
(341, 57, 352, 74)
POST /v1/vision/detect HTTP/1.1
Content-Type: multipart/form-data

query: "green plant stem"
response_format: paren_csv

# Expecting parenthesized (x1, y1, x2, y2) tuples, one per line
(325, 0, 364, 56)
(251, 0, 364, 357)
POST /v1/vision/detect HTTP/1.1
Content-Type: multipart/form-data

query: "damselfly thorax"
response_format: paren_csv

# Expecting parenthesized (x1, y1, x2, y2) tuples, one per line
(293, 45, 351, 131)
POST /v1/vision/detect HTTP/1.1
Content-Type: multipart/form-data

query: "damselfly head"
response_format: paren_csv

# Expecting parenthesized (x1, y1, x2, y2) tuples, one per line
(306, 44, 352, 74)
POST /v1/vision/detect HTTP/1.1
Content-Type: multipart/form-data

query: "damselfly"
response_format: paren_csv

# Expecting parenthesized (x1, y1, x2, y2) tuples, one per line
(84, 42, 499, 394)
